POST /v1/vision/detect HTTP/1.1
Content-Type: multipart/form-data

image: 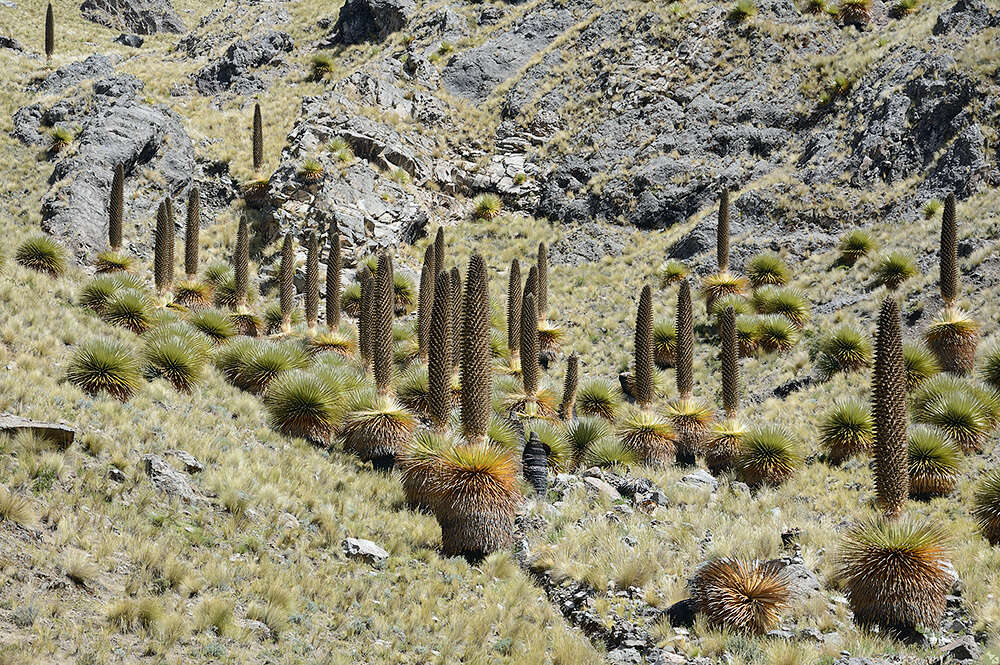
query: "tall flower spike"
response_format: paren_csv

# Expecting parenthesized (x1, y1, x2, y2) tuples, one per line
(940, 193, 957, 306)
(634, 285, 655, 408)
(450, 266, 462, 370)
(507, 259, 522, 363)
(872, 296, 909, 520)
(524, 265, 538, 301)
(537, 241, 548, 320)
(520, 292, 539, 396)
(109, 163, 124, 251)
(372, 253, 395, 396)
(358, 267, 374, 367)
(44, 3, 54, 64)
(676, 279, 694, 400)
(325, 226, 341, 330)
(559, 353, 579, 421)
(233, 216, 249, 310)
(433, 227, 445, 279)
(720, 306, 739, 417)
(164, 196, 175, 291)
(417, 243, 436, 363)
(461, 254, 491, 444)
(305, 232, 319, 333)
(185, 187, 200, 279)
(279, 233, 294, 333)
(428, 270, 452, 430)
(718, 188, 730, 273)
(154, 201, 167, 294)
(252, 102, 264, 174)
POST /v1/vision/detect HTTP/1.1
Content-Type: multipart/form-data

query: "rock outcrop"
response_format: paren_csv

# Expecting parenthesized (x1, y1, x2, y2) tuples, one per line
(328, 0, 415, 45)
(79, 0, 186, 35)
(193, 30, 294, 95)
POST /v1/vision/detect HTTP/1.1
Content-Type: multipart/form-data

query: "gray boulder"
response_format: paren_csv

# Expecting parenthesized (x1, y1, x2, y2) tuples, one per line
(329, 0, 415, 45)
(114, 33, 144, 47)
(141, 455, 198, 502)
(80, 0, 186, 35)
(34, 54, 117, 94)
(193, 31, 294, 95)
(342, 537, 389, 566)
(0, 414, 74, 448)
(933, 0, 999, 36)
(0, 34, 24, 52)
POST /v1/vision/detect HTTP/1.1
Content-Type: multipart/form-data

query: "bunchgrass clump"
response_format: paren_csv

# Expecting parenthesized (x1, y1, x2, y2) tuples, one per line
(818, 399, 873, 464)
(872, 252, 918, 291)
(300, 158, 324, 181)
(836, 518, 952, 631)
(67, 338, 142, 402)
(737, 426, 801, 488)
(16, 236, 66, 276)
(729, 0, 758, 21)
(0, 485, 36, 527)
(691, 558, 790, 635)
(907, 427, 960, 499)
(813, 325, 872, 380)
(745, 253, 789, 288)
(913, 392, 990, 453)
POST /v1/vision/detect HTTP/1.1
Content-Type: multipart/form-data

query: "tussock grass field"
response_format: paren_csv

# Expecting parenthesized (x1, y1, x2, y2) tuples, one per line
(1, 0, 1000, 663)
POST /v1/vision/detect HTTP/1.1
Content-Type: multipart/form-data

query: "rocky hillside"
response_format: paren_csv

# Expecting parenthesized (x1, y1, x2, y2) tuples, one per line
(1, 0, 1000, 664)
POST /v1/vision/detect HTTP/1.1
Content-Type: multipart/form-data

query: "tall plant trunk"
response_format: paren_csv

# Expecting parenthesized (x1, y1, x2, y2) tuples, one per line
(460, 255, 491, 445)
(325, 226, 341, 330)
(634, 285, 654, 408)
(305, 232, 319, 333)
(109, 163, 124, 251)
(372, 254, 395, 396)
(507, 259, 522, 365)
(428, 270, 452, 431)
(872, 297, 909, 520)
(676, 279, 694, 400)
(558, 353, 579, 421)
(720, 306, 739, 417)
(184, 187, 200, 279)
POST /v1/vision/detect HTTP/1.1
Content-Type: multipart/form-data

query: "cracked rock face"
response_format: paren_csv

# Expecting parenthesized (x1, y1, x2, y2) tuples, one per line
(328, 0, 415, 45)
(80, 0, 187, 35)
(192, 30, 294, 95)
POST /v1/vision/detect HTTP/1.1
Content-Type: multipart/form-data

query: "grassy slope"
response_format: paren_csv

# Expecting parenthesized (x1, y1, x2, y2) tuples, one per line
(1, 0, 1000, 664)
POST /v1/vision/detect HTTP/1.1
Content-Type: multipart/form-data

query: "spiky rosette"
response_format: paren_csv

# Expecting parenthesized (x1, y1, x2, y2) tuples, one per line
(872, 252, 918, 291)
(67, 338, 142, 402)
(264, 302, 303, 335)
(581, 436, 637, 470)
(746, 253, 789, 288)
(189, 309, 236, 343)
(537, 321, 563, 354)
(737, 426, 801, 488)
(703, 419, 746, 474)
(973, 471, 1000, 545)
(522, 419, 572, 472)
(79, 274, 146, 314)
(618, 408, 676, 467)
(925, 308, 978, 376)
(102, 289, 154, 334)
(264, 370, 344, 445)
(701, 272, 747, 315)
(229, 312, 262, 337)
(341, 393, 416, 468)
(838, 229, 877, 266)
(326, 226, 341, 330)
(814, 325, 872, 380)
(836, 517, 952, 631)
(564, 416, 614, 465)
(141, 326, 209, 392)
(657, 260, 689, 287)
(172, 280, 213, 308)
(577, 380, 622, 421)
(907, 427, 960, 499)
(872, 297, 909, 519)
(461, 255, 492, 444)
(306, 330, 356, 357)
(839, 0, 872, 25)
(819, 399, 873, 464)
(736, 315, 762, 357)
(690, 558, 790, 635)
(94, 251, 134, 274)
(676, 280, 694, 399)
(903, 343, 941, 391)
(426, 442, 521, 559)
(397, 365, 456, 417)
(634, 285, 655, 408)
(224, 340, 309, 394)
(397, 429, 452, 510)
(751, 286, 810, 329)
(665, 398, 713, 465)
(16, 236, 66, 276)
(558, 354, 578, 421)
(653, 319, 677, 369)
(913, 392, 990, 453)
(910, 375, 1000, 430)
(757, 315, 799, 353)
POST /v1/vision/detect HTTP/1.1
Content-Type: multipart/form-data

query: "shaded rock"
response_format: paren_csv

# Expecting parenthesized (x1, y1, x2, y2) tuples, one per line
(164, 449, 203, 473)
(0, 34, 24, 52)
(34, 54, 117, 94)
(108, 467, 126, 483)
(80, 0, 186, 35)
(114, 33, 144, 47)
(141, 455, 197, 502)
(342, 537, 389, 566)
(939, 635, 980, 662)
(193, 31, 293, 95)
(678, 469, 718, 492)
(549, 223, 627, 266)
(933, 0, 999, 36)
(0, 414, 75, 448)
(329, 0, 415, 45)
(583, 476, 622, 500)
(664, 598, 697, 627)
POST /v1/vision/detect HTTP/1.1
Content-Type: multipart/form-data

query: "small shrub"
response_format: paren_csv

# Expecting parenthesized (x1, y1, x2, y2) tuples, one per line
(653, 319, 677, 369)
(922, 198, 941, 219)
(913, 392, 990, 453)
(16, 236, 66, 276)
(564, 417, 614, 464)
(49, 125, 75, 153)
(67, 338, 142, 401)
(311, 53, 335, 78)
(0, 486, 36, 527)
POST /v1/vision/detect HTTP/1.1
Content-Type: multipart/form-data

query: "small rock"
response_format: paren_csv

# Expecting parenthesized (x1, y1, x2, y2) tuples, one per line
(679, 469, 718, 491)
(240, 618, 272, 641)
(0, 413, 75, 449)
(328, 0, 415, 44)
(664, 598, 697, 628)
(114, 33, 144, 47)
(583, 476, 622, 501)
(278, 512, 300, 530)
(141, 455, 197, 502)
(342, 537, 389, 566)
(164, 449, 203, 473)
(108, 467, 126, 483)
(939, 635, 980, 662)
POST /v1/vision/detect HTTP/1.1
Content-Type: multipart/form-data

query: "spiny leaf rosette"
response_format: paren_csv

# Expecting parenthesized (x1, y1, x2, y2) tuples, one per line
(903, 343, 941, 391)
(340, 393, 416, 469)
(564, 416, 614, 466)
(577, 380, 621, 421)
(913, 391, 989, 453)
(737, 425, 802, 488)
(582, 436, 637, 470)
(67, 338, 142, 402)
(924, 308, 978, 376)
(664, 398, 713, 465)
(397, 430, 451, 511)
(819, 399, 873, 465)
(703, 419, 745, 474)
(690, 558, 790, 635)
(653, 319, 677, 369)
(426, 442, 521, 559)
(814, 325, 871, 380)
(172, 280, 213, 308)
(264, 370, 344, 445)
(618, 408, 676, 467)
(836, 518, 953, 632)
(141, 326, 209, 392)
(701, 272, 747, 316)
(972, 470, 1000, 545)
(94, 251, 134, 274)
(907, 426, 960, 499)
(306, 331, 357, 357)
